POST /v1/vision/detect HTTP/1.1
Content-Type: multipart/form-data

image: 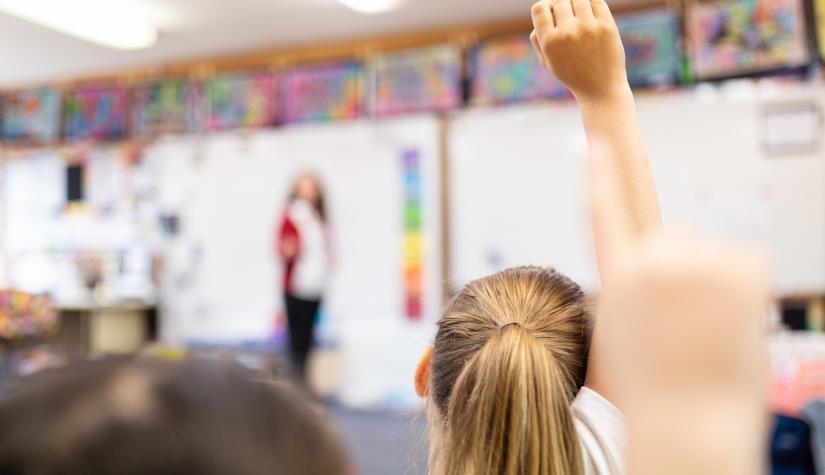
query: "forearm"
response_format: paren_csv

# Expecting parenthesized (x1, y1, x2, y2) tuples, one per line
(578, 87, 662, 278)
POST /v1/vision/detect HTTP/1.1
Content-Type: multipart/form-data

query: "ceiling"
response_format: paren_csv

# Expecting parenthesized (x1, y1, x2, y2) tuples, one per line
(0, 0, 549, 88)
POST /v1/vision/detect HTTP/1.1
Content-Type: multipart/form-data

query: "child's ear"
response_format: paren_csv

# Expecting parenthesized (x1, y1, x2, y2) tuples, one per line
(414, 346, 433, 398)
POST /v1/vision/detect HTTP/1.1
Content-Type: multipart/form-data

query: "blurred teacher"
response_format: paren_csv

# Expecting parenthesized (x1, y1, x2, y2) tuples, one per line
(276, 173, 331, 384)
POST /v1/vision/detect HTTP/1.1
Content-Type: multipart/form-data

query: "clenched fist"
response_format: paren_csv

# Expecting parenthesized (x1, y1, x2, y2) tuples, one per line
(530, 0, 629, 103)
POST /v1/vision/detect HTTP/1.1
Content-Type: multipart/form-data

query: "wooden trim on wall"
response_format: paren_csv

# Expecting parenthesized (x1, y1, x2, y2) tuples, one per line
(438, 116, 452, 302)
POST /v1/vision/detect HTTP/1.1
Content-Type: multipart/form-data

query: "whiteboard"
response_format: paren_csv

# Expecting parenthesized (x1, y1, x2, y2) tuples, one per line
(450, 81, 825, 295)
(144, 116, 442, 408)
(449, 102, 597, 290)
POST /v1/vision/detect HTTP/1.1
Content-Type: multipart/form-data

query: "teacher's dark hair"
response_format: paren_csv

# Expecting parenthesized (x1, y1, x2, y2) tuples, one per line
(0, 358, 348, 475)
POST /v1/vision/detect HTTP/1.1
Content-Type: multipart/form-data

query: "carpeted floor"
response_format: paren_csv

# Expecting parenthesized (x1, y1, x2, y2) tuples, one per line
(326, 405, 428, 475)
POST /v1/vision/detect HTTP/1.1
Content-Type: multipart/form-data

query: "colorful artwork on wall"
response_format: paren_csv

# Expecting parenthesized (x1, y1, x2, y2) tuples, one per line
(204, 71, 278, 131)
(471, 34, 566, 105)
(1, 88, 61, 144)
(134, 79, 199, 135)
(64, 86, 129, 141)
(685, 0, 810, 80)
(402, 149, 423, 321)
(284, 62, 362, 123)
(617, 10, 681, 87)
(371, 46, 462, 116)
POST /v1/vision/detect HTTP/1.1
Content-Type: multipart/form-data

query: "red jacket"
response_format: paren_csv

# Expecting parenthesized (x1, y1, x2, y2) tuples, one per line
(277, 213, 300, 294)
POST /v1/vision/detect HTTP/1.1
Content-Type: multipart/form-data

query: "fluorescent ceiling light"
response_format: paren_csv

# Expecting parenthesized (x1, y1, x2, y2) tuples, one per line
(0, 0, 157, 50)
(336, 0, 402, 14)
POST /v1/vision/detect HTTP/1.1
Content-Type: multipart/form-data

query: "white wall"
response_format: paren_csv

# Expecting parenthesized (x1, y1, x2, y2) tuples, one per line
(450, 80, 825, 295)
(4, 79, 823, 410)
(145, 116, 443, 408)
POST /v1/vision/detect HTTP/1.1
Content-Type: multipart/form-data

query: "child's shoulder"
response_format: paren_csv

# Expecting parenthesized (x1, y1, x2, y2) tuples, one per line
(572, 387, 625, 475)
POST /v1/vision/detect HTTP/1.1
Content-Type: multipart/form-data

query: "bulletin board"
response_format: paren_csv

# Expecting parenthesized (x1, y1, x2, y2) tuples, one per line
(134, 79, 199, 135)
(685, 0, 810, 80)
(449, 82, 825, 296)
(470, 34, 567, 105)
(617, 10, 681, 87)
(283, 63, 362, 123)
(1, 88, 61, 144)
(204, 71, 278, 131)
(370, 45, 462, 116)
(64, 86, 129, 141)
(142, 116, 443, 409)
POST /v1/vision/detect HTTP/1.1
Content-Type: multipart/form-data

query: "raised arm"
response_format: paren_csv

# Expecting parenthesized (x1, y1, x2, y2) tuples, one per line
(530, 0, 661, 279)
(530, 0, 662, 399)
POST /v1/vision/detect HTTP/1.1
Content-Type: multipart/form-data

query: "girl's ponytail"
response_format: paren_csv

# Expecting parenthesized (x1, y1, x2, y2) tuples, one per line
(429, 267, 588, 475)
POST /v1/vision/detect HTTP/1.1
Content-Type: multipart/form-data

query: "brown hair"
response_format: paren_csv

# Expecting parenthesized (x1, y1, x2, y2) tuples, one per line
(289, 173, 326, 222)
(429, 266, 588, 475)
(0, 358, 348, 475)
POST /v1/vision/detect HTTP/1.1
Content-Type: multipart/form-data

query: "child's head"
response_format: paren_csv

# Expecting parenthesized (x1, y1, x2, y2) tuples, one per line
(421, 266, 589, 475)
(0, 358, 348, 475)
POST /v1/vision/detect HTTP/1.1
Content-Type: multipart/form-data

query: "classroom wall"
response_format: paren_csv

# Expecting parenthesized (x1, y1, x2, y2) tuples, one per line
(449, 80, 825, 295)
(3, 78, 823, 409)
(143, 116, 443, 408)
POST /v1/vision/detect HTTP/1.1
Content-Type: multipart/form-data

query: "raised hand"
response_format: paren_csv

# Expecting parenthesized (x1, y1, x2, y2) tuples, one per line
(530, 0, 629, 103)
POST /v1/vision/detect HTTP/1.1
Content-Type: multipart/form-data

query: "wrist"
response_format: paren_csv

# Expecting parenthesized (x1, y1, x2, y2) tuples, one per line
(573, 82, 633, 109)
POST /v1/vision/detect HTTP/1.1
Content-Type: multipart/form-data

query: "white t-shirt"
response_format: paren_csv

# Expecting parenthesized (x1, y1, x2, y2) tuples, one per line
(573, 387, 626, 475)
(288, 200, 329, 299)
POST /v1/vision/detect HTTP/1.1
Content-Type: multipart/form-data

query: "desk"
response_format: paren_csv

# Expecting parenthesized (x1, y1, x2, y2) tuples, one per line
(55, 303, 156, 356)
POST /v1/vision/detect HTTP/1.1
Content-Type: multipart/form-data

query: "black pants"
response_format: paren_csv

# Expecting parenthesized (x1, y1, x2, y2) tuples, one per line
(284, 294, 321, 382)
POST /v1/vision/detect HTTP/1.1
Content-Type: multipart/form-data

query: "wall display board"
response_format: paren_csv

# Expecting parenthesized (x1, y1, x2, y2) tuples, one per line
(204, 71, 278, 131)
(1, 88, 61, 144)
(371, 45, 462, 116)
(64, 86, 129, 141)
(685, 0, 810, 80)
(617, 10, 682, 87)
(134, 79, 199, 135)
(471, 34, 567, 105)
(284, 63, 362, 123)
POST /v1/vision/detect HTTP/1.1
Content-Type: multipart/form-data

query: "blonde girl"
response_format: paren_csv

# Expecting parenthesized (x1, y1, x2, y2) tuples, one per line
(414, 0, 662, 473)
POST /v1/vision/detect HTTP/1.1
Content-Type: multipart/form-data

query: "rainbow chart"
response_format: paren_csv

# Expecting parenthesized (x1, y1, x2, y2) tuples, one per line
(372, 46, 462, 116)
(284, 63, 362, 123)
(402, 149, 424, 321)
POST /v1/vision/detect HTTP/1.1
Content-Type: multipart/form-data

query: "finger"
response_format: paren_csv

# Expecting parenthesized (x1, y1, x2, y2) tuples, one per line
(588, 138, 635, 272)
(551, 0, 575, 27)
(531, 0, 556, 31)
(591, 0, 613, 20)
(529, 30, 549, 69)
(572, 0, 595, 19)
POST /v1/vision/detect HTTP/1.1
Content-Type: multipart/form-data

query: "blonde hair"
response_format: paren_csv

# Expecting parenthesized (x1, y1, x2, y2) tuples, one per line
(429, 266, 588, 475)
